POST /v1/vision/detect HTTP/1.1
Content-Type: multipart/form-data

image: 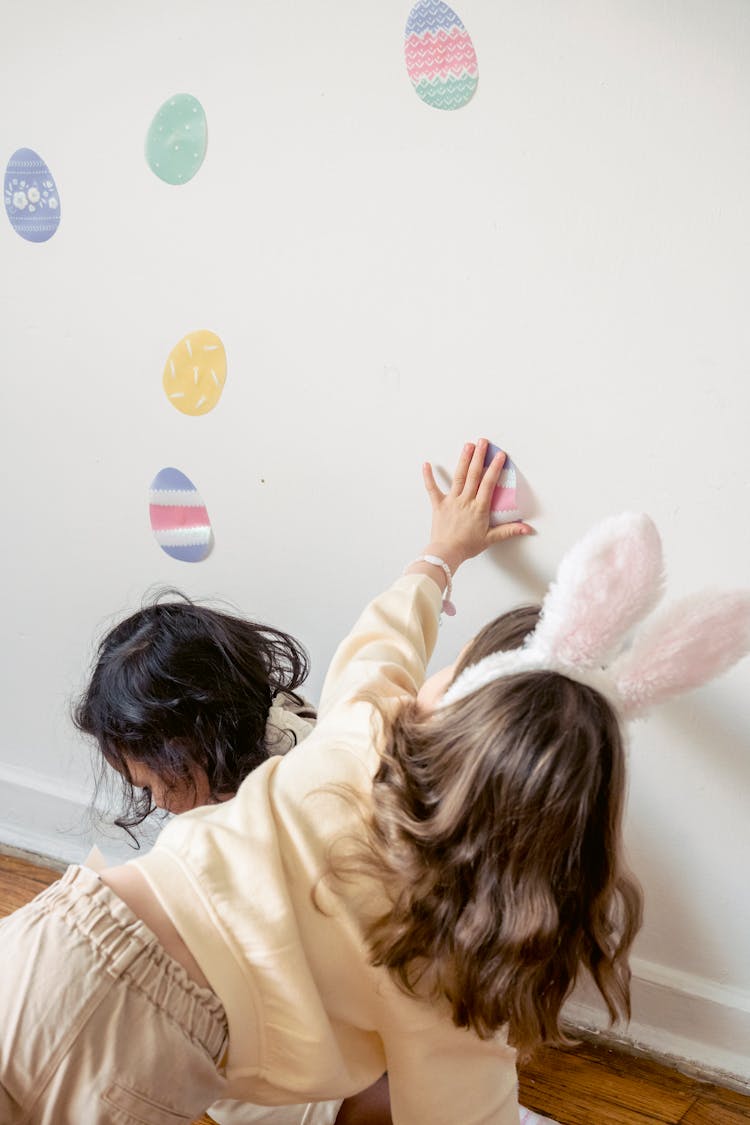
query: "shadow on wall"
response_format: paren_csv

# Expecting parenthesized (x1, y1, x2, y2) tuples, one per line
(486, 533, 549, 603)
(627, 692, 750, 984)
(667, 690, 750, 793)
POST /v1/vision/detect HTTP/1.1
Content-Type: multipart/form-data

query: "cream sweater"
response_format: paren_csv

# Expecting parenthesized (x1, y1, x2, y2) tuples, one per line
(134, 575, 520, 1125)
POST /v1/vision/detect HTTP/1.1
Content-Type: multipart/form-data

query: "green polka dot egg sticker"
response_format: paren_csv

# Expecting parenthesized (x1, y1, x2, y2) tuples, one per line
(146, 94, 207, 185)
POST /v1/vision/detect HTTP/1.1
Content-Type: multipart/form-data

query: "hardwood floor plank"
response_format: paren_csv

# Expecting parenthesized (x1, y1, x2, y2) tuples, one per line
(0, 853, 59, 917)
(679, 1101, 750, 1124)
(518, 1092, 678, 1125)
(520, 1084, 680, 1123)
(519, 1044, 695, 1123)
(563, 1043, 750, 1118)
(694, 1084, 750, 1111)
(558, 1041, 709, 1097)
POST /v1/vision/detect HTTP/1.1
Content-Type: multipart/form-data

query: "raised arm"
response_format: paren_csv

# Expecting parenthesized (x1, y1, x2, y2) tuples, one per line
(406, 439, 532, 594)
(318, 440, 532, 717)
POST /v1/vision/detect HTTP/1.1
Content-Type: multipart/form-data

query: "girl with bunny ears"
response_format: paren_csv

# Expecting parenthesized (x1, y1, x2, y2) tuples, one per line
(1, 440, 748, 1125)
(359, 506, 750, 1057)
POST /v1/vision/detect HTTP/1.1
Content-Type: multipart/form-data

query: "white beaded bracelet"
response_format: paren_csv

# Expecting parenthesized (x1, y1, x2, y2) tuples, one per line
(408, 554, 456, 616)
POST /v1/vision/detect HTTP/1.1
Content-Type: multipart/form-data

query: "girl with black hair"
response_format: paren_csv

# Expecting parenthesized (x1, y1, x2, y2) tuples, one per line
(74, 593, 316, 837)
(74, 595, 397, 1125)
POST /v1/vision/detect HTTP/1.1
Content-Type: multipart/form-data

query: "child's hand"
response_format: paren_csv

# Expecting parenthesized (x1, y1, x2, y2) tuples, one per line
(421, 439, 532, 574)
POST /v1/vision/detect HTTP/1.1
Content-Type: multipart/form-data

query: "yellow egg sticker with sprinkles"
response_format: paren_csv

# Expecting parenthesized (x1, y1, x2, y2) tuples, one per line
(163, 330, 227, 415)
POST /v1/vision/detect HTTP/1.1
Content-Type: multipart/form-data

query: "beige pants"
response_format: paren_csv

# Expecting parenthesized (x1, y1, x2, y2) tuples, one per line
(207, 1098, 341, 1125)
(0, 865, 550, 1125)
(0, 865, 229, 1124)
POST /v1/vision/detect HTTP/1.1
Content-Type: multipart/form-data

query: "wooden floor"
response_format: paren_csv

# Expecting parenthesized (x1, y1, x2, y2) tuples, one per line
(2, 852, 749, 1125)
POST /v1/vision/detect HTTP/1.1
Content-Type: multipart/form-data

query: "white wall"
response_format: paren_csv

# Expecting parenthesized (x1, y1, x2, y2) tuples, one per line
(2, 0, 749, 1084)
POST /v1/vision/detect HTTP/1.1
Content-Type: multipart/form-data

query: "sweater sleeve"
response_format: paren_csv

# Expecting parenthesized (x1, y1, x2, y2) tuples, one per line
(384, 1023, 520, 1125)
(317, 575, 443, 719)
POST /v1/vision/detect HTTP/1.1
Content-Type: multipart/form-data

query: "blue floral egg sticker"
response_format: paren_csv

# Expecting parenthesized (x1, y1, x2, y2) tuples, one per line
(4, 148, 61, 242)
(145, 94, 208, 185)
(149, 466, 213, 562)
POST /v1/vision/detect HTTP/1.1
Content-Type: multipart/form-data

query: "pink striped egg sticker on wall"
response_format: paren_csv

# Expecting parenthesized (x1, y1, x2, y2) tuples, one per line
(484, 442, 523, 525)
(149, 467, 213, 562)
(404, 0, 479, 110)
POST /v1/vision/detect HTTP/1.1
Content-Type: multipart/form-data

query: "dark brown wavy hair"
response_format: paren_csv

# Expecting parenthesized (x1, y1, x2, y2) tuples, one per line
(357, 605, 642, 1054)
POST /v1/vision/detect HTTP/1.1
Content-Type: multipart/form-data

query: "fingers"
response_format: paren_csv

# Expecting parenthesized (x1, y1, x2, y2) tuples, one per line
(462, 439, 490, 497)
(454, 434, 508, 501)
(449, 442, 476, 495)
(486, 521, 534, 545)
(422, 461, 444, 508)
(476, 446, 506, 506)
(428, 438, 529, 532)
(422, 441, 533, 569)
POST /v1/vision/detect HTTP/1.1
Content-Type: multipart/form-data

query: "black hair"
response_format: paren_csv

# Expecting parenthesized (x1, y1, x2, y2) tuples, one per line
(74, 590, 312, 843)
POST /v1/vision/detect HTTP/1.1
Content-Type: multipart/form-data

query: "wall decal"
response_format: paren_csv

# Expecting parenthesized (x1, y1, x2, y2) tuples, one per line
(404, 1, 478, 110)
(145, 94, 207, 185)
(163, 330, 227, 415)
(149, 466, 213, 562)
(4, 148, 61, 242)
(485, 442, 523, 525)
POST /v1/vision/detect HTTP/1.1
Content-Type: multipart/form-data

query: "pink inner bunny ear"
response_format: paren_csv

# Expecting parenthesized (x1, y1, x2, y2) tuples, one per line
(615, 591, 750, 717)
(532, 512, 665, 668)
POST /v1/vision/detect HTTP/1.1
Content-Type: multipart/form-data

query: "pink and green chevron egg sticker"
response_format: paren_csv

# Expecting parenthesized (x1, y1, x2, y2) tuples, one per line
(404, 0, 479, 110)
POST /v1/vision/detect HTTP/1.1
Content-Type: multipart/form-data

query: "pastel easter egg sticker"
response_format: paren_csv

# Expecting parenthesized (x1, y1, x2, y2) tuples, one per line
(4, 148, 61, 242)
(484, 442, 523, 525)
(149, 467, 213, 562)
(145, 94, 207, 185)
(163, 330, 227, 416)
(404, 1, 478, 110)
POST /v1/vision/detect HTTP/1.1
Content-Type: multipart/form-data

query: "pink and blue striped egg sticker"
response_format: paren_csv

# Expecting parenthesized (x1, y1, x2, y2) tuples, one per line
(404, 1, 479, 110)
(149, 467, 213, 562)
(484, 443, 522, 525)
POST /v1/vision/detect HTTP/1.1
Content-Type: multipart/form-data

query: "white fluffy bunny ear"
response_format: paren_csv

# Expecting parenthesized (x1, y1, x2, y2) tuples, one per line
(613, 591, 750, 718)
(530, 512, 665, 669)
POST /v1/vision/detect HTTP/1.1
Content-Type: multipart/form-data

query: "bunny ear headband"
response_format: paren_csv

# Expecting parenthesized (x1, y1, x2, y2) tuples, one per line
(441, 512, 750, 719)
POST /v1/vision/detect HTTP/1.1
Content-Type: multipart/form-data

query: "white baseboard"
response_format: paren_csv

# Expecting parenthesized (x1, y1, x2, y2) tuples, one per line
(2, 762, 749, 1089)
(0, 761, 145, 866)
(565, 958, 750, 1090)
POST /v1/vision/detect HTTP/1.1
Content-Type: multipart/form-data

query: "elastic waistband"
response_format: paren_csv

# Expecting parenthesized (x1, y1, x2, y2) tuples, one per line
(36, 865, 228, 1063)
